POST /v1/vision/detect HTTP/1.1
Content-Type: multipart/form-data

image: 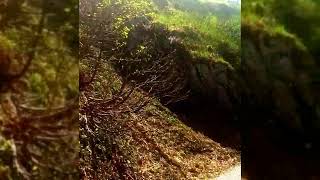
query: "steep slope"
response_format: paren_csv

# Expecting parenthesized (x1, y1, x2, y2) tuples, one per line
(79, 0, 241, 179)
(118, 102, 239, 179)
(79, 66, 241, 179)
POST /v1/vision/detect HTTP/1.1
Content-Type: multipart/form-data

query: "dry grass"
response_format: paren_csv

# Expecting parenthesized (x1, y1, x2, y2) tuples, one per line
(119, 102, 240, 179)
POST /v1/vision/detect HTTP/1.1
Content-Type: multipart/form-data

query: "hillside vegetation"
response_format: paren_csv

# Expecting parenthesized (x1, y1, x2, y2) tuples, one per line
(153, 0, 240, 62)
(80, 0, 240, 179)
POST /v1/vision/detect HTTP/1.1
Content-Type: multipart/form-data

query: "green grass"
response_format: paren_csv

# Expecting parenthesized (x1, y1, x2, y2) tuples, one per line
(153, 9, 240, 63)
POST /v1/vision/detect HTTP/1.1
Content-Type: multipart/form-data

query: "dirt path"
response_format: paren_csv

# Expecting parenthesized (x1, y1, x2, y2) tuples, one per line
(216, 164, 241, 180)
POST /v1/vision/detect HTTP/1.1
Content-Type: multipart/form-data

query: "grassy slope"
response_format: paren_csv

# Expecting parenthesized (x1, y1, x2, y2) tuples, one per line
(120, 101, 239, 179)
(80, 61, 240, 178)
(152, 0, 240, 64)
(126, 1, 241, 178)
(79, 0, 241, 178)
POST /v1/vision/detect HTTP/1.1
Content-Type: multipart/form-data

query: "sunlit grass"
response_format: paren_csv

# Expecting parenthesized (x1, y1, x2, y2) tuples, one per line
(153, 9, 240, 62)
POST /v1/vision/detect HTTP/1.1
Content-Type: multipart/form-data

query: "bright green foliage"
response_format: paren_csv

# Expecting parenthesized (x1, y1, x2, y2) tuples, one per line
(154, 10, 219, 58)
(153, 0, 240, 64)
(89, 0, 240, 64)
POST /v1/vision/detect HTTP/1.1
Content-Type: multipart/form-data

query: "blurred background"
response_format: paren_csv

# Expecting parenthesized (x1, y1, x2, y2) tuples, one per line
(0, 0, 78, 179)
(242, 0, 320, 179)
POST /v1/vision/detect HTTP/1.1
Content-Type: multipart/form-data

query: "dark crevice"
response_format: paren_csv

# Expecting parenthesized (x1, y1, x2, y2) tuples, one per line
(167, 94, 241, 150)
